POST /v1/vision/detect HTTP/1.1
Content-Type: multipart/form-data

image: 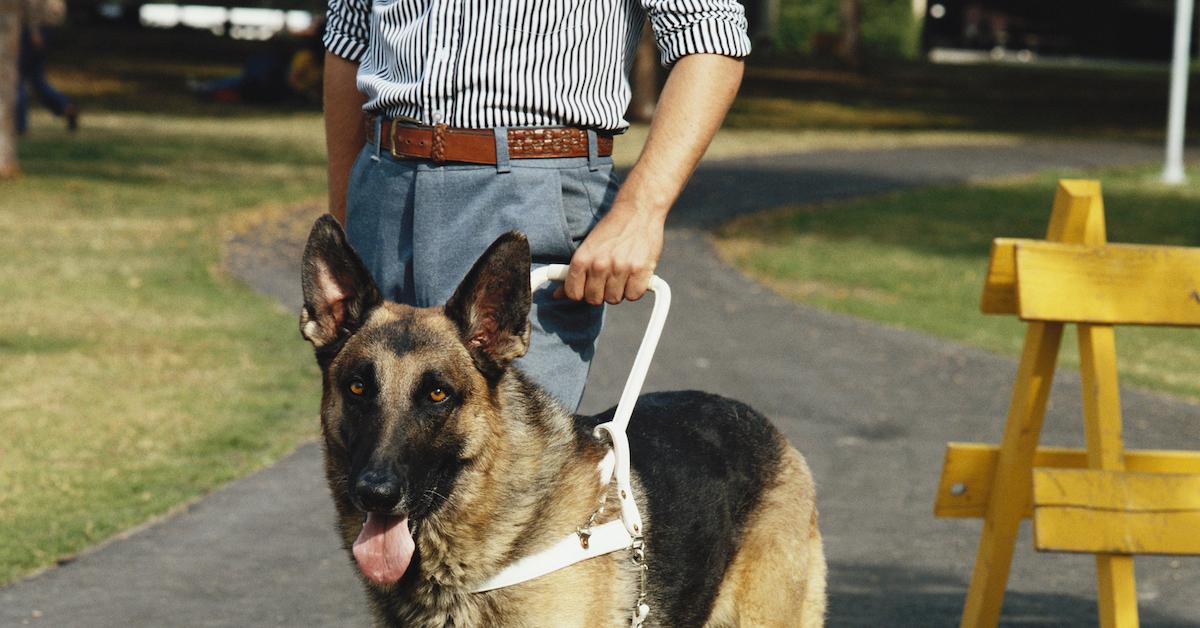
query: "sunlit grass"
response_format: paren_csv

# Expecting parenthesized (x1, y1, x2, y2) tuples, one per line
(0, 112, 325, 585)
(12, 21, 1199, 588)
(0, 47, 1037, 588)
(714, 166, 1200, 400)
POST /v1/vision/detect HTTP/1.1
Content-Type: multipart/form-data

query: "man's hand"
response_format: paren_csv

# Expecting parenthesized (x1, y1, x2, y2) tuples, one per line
(560, 202, 665, 304)
(559, 53, 743, 305)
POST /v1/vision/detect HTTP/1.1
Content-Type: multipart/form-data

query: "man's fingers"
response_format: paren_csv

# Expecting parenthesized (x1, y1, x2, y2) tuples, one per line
(603, 270, 628, 305)
(583, 270, 608, 305)
(624, 270, 652, 302)
(563, 261, 588, 301)
(562, 239, 659, 305)
(560, 261, 655, 304)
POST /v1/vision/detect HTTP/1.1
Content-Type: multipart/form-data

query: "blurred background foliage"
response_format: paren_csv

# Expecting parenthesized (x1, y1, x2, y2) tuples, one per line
(776, 0, 920, 60)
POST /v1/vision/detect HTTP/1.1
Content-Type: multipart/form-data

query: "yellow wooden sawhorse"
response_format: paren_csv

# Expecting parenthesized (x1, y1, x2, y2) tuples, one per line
(934, 179, 1200, 628)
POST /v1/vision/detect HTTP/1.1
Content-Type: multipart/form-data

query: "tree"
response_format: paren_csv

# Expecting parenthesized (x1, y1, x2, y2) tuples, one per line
(628, 20, 660, 123)
(0, 0, 19, 178)
(837, 0, 863, 71)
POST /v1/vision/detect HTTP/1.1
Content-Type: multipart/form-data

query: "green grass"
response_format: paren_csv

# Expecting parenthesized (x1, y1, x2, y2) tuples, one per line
(0, 22, 1031, 589)
(713, 166, 1200, 400)
(8, 19, 1200, 588)
(0, 111, 326, 585)
(732, 62, 1200, 140)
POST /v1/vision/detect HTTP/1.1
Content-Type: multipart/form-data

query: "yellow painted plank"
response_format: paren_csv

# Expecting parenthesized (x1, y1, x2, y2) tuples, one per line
(959, 322, 1064, 628)
(1034, 468, 1200, 512)
(1035, 507, 1200, 555)
(1046, 180, 1105, 243)
(935, 444, 1200, 518)
(1078, 324, 1125, 470)
(960, 179, 1103, 628)
(1075, 304, 1140, 626)
(979, 178, 1104, 316)
(1014, 241, 1200, 326)
(1097, 556, 1140, 628)
(980, 238, 1019, 314)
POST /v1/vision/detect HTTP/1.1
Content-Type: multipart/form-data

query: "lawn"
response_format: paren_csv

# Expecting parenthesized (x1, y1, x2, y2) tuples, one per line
(6, 19, 1200, 587)
(734, 61, 1200, 140)
(713, 166, 1200, 400)
(0, 112, 327, 585)
(2, 25, 997, 587)
(4, 23, 1010, 588)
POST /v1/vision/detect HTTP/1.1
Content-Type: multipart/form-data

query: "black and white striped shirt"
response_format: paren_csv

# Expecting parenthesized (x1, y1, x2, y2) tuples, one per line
(324, 0, 751, 131)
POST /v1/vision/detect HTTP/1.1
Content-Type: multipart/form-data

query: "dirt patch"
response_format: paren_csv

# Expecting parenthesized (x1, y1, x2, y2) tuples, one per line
(222, 201, 325, 310)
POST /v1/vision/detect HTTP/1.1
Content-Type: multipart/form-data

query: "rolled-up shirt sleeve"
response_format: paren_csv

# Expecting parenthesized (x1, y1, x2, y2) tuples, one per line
(642, 0, 753, 67)
(324, 0, 370, 63)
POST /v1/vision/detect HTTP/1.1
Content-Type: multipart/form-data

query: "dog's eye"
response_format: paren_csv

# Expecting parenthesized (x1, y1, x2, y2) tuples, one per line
(429, 388, 447, 403)
(348, 380, 366, 396)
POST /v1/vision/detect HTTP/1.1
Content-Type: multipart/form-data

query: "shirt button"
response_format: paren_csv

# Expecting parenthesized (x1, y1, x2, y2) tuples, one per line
(437, 47, 450, 62)
(432, 110, 444, 124)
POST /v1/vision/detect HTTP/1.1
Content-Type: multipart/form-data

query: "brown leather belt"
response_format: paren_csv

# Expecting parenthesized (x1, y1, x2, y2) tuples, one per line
(367, 116, 613, 165)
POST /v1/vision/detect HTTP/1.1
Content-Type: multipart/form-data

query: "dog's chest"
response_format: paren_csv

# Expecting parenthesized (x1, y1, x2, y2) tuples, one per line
(385, 583, 486, 627)
(383, 553, 635, 627)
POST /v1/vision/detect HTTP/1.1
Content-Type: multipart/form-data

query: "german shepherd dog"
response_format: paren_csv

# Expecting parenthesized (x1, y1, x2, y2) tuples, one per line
(299, 215, 826, 627)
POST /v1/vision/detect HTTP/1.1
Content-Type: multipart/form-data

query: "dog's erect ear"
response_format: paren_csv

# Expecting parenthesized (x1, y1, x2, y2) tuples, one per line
(444, 232, 532, 378)
(300, 215, 383, 348)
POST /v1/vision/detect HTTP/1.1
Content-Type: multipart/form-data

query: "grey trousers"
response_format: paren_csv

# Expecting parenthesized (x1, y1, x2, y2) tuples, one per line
(344, 135, 618, 411)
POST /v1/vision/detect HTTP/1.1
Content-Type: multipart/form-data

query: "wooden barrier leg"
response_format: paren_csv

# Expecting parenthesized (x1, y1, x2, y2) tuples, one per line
(960, 321, 1064, 628)
(1078, 324, 1139, 628)
(1096, 557, 1138, 628)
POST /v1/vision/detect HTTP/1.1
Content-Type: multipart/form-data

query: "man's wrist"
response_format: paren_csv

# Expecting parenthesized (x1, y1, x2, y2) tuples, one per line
(608, 197, 669, 224)
(610, 178, 673, 220)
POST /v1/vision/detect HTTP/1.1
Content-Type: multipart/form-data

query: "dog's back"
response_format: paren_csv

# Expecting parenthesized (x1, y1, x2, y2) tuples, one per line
(580, 391, 826, 627)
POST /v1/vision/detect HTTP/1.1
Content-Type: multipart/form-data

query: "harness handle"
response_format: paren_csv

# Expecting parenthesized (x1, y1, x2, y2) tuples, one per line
(530, 264, 672, 538)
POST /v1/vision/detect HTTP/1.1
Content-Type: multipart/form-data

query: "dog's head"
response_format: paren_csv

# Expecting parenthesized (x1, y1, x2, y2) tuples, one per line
(299, 215, 532, 586)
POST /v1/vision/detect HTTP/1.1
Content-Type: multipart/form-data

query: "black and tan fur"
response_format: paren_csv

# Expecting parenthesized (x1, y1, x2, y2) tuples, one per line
(300, 215, 826, 627)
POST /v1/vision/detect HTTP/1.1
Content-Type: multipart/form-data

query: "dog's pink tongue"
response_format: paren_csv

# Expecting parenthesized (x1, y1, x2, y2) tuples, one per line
(352, 514, 414, 585)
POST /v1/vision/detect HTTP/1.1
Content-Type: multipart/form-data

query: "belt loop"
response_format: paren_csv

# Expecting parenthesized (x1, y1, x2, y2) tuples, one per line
(372, 116, 382, 161)
(494, 127, 511, 174)
(586, 129, 599, 172)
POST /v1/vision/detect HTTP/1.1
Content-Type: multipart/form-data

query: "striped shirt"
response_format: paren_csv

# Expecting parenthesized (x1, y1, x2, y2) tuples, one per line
(323, 0, 751, 131)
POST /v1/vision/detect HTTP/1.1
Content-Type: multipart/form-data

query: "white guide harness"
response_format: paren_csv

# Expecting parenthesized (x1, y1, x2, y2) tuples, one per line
(471, 264, 671, 627)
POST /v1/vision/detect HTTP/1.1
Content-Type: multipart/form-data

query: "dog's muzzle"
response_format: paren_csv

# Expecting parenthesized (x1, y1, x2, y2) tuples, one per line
(355, 468, 405, 513)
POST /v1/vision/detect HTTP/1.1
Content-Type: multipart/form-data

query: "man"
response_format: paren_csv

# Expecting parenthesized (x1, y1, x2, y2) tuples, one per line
(17, 0, 77, 134)
(323, 1, 748, 410)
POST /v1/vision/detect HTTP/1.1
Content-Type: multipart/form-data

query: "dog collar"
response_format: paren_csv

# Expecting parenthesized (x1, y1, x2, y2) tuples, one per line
(470, 265, 670, 628)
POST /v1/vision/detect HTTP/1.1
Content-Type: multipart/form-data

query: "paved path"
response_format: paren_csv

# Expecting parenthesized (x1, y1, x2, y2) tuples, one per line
(4, 140, 1199, 626)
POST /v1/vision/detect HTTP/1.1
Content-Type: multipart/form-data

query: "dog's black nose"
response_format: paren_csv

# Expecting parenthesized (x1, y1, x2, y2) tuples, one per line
(355, 468, 402, 512)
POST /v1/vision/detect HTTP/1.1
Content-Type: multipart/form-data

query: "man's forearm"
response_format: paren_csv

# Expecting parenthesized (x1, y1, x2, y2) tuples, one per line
(562, 53, 743, 305)
(324, 52, 367, 224)
(616, 53, 744, 220)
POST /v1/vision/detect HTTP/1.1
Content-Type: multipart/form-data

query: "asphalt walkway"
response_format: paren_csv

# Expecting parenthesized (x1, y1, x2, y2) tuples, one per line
(3, 140, 1198, 626)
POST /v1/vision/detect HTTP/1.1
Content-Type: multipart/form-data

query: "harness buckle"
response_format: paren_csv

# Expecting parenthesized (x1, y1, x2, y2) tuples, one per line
(629, 536, 645, 566)
(630, 536, 650, 628)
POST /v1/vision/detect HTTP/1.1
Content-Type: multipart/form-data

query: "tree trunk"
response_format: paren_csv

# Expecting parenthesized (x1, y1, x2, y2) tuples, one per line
(757, 0, 780, 46)
(838, 0, 862, 71)
(628, 19, 659, 124)
(0, 0, 19, 179)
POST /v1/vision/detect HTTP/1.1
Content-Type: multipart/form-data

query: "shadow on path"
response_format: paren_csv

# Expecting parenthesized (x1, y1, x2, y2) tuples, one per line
(828, 563, 1192, 627)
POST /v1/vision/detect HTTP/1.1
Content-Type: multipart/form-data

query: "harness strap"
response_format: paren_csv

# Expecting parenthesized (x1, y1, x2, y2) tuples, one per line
(471, 520, 634, 593)
(470, 264, 671, 623)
